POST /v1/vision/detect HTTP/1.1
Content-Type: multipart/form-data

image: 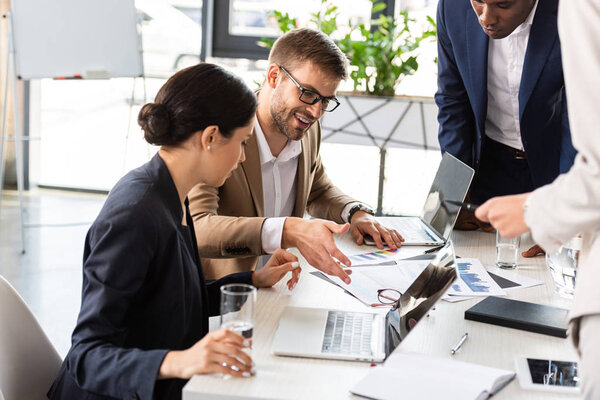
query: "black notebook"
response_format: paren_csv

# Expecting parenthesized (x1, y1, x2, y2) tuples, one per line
(465, 296, 569, 338)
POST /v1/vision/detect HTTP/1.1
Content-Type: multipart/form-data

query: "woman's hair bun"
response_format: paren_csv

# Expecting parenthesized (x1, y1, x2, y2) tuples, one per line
(138, 102, 172, 145)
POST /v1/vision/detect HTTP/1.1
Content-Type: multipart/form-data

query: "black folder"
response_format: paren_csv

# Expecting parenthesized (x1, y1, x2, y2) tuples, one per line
(464, 296, 569, 338)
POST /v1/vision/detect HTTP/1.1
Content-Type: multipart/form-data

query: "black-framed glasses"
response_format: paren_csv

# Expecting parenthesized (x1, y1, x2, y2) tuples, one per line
(372, 288, 402, 310)
(278, 65, 340, 112)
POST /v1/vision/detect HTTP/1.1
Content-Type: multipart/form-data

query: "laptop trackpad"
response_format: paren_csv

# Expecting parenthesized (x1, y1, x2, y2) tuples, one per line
(272, 307, 328, 356)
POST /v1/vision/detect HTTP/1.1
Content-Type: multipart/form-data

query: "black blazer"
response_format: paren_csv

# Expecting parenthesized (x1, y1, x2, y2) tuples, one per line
(48, 154, 253, 400)
(435, 0, 576, 191)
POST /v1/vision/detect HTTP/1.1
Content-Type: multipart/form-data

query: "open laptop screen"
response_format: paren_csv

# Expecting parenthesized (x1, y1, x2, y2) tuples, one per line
(420, 153, 474, 240)
(384, 241, 457, 357)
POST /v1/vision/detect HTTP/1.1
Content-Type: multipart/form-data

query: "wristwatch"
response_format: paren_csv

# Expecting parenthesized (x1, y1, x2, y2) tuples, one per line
(348, 204, 375, 223)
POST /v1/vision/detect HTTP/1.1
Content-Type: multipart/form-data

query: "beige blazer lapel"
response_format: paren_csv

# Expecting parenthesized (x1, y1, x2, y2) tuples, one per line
(240, 131, 265, 217)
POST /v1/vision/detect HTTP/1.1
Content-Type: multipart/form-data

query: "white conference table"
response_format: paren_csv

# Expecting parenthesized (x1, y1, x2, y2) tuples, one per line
(183, 230, 580, 400)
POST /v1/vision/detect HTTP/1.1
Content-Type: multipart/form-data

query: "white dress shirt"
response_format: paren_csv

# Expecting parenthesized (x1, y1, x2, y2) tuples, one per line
(255, 120, 302, 259)
(485, 0, 538, 151)
(256, 120, 359, 267)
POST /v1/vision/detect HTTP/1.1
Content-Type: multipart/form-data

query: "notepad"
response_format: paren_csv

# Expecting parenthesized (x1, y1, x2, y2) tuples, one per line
(464, 296, 569, 338)
(350, 352, 515, 400)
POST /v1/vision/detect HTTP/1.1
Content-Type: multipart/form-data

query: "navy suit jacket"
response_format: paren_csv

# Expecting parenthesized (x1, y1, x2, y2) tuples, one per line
(435, 0, 576, 191)
(48, 154, 253, 400)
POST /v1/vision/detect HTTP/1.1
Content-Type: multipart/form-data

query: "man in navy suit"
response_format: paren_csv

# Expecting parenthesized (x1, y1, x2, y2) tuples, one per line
(435, 0, 576, 253)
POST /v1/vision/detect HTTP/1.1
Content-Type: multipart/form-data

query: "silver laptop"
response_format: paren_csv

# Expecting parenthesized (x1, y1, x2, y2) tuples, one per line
(272, 241, 457, 362)
(370, 152, 474, 246)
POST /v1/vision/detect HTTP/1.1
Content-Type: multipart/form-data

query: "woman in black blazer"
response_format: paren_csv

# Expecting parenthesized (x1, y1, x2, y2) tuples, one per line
(48, 63, 301, 400)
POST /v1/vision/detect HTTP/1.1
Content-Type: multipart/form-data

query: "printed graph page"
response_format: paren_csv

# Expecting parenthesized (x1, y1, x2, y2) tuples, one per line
(446, 258, 506, 298)
(327, 260, 429, 306)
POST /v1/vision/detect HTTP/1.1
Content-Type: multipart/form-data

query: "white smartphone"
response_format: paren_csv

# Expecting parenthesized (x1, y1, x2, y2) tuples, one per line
(515, 357, 580, 394)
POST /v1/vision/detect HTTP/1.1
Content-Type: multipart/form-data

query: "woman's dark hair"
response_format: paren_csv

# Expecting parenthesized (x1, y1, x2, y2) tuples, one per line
(138, 63, 257, 146)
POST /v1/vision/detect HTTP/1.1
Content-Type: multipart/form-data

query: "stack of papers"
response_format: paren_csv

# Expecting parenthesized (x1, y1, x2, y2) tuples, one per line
(313, 257, 543, 307)
(350, 352, 515, 400)
(326, 260, 429, 306)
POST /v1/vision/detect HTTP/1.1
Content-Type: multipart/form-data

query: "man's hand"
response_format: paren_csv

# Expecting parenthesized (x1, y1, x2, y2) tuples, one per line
(349, 211, 404, 249)
(252, 249, 302, 290)
(522, 244, 545, 258)
(282, 218, 352, 284)
(475, 193, 531, 238)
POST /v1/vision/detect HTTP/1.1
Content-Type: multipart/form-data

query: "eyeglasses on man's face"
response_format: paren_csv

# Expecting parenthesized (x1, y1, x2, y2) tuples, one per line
(278, 65, 340, 112)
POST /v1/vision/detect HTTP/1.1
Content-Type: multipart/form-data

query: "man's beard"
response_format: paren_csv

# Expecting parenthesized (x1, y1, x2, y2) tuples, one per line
(270, 93, 311, 141)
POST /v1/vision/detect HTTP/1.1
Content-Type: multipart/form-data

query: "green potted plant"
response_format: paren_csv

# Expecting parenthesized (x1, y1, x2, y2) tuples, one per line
(258, 0, 436, 97)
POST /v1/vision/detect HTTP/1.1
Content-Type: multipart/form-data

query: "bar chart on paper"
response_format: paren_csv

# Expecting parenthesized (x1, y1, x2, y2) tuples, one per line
(348, 248, 401, 266)
(446, 259, 506, 299)
(457, 262, 491, 293)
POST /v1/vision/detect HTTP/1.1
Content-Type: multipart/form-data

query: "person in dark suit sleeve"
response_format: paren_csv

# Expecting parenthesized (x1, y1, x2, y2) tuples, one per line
(47, 63, 301, 400)
(435, 0, 576, 256)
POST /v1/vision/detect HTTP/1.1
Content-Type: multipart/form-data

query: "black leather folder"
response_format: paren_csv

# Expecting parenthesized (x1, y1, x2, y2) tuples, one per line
(464, 296, 569, 338)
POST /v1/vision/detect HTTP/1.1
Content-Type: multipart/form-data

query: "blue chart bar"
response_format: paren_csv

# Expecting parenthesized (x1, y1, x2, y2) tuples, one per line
(457, 262, 490, 293)
(349, 249, 399, 264)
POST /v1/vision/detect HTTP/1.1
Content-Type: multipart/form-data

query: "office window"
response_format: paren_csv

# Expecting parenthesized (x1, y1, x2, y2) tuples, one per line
(30, 0, 203, 191)
(210, 0, 375, 60)
(27, 0, 441, 216)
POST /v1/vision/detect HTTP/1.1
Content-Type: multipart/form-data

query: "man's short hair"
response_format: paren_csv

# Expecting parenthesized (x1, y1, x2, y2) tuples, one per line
(269, 28, 349, 80)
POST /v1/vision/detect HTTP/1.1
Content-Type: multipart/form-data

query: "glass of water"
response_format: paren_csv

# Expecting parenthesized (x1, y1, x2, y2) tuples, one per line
(220, 283, 256, 376)
(496, 231, 520, 269)
(546, 234, 581, 298)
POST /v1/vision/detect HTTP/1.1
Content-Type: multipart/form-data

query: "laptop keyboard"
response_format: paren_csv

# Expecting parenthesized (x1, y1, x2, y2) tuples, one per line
(393, 218, 437, 243)
(321, 311, 374, 356)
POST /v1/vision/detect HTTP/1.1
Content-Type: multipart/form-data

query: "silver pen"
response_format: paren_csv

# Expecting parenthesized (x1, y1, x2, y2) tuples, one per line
(450, 332, 468, 355)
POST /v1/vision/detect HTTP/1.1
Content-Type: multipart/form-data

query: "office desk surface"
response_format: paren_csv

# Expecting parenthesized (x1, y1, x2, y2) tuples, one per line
(183, 230, 580, 400)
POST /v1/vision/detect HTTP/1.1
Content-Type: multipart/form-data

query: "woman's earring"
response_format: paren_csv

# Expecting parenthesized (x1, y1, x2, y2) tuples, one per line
(207, 146, 211, 151)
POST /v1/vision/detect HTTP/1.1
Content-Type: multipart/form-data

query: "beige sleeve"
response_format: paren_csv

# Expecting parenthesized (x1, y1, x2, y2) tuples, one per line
(188, 182, 266, 258)
(524, 0, 600, 253)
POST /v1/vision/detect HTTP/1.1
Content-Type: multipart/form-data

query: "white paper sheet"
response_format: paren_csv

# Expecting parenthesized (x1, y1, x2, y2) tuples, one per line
(327, 260, 429, 306)
(445, 258, 507, 298)
(350, 352, 515, 400)
(443, 262, 543, 302)
(344, 246, 432, 266)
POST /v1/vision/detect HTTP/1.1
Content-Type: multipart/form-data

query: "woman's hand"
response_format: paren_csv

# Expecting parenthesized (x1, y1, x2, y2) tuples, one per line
(475, 193, 531, 237)
(252, 249, 302, 290)
(158, 328, 252, 379)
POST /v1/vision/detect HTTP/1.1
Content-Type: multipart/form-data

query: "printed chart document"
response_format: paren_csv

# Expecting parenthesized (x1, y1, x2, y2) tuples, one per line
(332, 233, 432, 266)
(443, 261, 542, 302)
(321, 258, 507, 307)
(443, 258, 506, 302)
(350, 352, 515, 400)
(325, 260, 429, 306)
(345, 246, 430, 266)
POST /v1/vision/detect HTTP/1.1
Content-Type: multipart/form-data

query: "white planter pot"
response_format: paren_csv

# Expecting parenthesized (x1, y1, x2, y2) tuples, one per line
(320, 93, 440, 151)
(320, 93, 440, 214)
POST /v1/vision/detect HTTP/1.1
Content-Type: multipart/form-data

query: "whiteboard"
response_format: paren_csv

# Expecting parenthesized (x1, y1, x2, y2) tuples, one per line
(11, 0, 143, 79)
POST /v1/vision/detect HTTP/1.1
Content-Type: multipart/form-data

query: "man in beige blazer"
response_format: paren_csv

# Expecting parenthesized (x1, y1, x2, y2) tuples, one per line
(475, 1, 600, 396)
(189, 28, 404, 282)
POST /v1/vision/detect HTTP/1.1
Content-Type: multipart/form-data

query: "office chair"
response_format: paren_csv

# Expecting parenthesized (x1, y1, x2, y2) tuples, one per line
(0, 275, 62, 400)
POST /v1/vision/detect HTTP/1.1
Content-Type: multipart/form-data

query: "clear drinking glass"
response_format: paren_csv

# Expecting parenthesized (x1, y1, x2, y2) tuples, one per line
(220, 283, 256, 376)
(496, 231, 520, 269)
(546, 235, 581, 298)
